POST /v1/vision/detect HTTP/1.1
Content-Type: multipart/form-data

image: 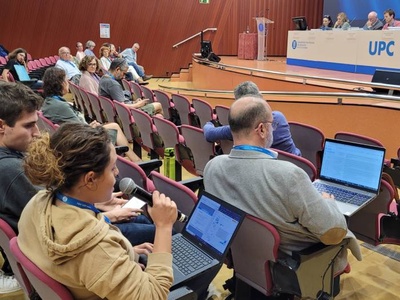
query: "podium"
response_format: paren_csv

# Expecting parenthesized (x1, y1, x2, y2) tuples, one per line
(254, 17, 274, 60)
(238, 33, 257, 60)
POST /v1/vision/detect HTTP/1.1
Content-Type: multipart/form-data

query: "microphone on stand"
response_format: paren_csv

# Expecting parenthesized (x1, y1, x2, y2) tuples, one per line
(119, 177, 188, 223)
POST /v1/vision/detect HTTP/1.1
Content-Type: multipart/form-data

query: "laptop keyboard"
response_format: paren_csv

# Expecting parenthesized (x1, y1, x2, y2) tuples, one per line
(172, 236, 213, 276)
(314, 182, 370, 206)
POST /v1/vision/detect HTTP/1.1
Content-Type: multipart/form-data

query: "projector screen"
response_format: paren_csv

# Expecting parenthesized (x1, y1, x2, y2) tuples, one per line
(323, 0, 400, 28)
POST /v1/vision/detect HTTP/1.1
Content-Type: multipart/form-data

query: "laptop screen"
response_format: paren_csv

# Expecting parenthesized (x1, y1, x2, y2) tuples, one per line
(14, 65, 31, 81)
(320, 139, 385, 193)
(183, 191, 244, 258)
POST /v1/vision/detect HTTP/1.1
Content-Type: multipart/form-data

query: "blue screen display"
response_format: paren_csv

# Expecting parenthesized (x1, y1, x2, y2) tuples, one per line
(323, 0, 400, 28)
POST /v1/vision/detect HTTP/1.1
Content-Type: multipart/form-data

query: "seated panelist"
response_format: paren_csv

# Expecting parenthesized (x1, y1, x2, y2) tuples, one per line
(333, 12, 350, 30)
(320, 14, 333, 30)
(363, 11, 383, 30)
(382, 8, 400, 29)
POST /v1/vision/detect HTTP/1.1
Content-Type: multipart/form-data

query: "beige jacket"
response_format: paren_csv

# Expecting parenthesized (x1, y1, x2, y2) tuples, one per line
(18, 190, 173, 300)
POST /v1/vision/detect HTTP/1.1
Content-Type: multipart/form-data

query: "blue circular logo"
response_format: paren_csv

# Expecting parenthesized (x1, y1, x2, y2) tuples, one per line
(292, 40, 297, 49)
(258, 23, 264, 32)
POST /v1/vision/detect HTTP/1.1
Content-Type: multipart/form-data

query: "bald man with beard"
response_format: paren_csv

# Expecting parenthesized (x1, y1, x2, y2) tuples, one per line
(204, 96, 361, 276)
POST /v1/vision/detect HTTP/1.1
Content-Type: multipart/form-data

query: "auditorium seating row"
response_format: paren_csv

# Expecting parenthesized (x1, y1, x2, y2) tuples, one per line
(66, 81, 400, 182)
(67, 82, 222, 181)
(27, 82, 400, 299)
(0, 163, 200, 299)
(0, 54, 59, 81)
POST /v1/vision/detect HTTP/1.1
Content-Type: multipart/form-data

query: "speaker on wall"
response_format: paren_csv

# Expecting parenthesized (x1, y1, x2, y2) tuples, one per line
(208, 52, 221, 63)
(201, 41, 212, 58)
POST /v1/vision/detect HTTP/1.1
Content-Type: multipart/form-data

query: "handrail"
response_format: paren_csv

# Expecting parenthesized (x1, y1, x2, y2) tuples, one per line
(191, 54, 400, 93)
(173, 28, 217, 48)
(157, 84, 400, 105)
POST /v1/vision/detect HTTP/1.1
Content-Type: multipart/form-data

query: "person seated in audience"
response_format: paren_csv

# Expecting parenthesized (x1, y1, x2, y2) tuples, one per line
(110, 44, 122, 60)
(203, 81, 301, 155)
(204, 96, 362, 276)
(42, 67, 142, 163)
(0, 81, 43, 294)
(99, 58, 163, 116)
(18, 122, 176, 299)
(382, 8, 400, 29)
(84, 40, 96, 57)
(320, 14, 333, 30)
(121, 43, 153, 81)
(0, 81, 156, 250)
(55, 46, 81, 84)
(0, 44, 9, 57)
(333, 12, 350, 30)
(79, 55, 102, 94)
(1, 48, 43, 90)
(99, 45, 112, 71)
(75, 42, 85, 63)
(363, 11, 384, 30)
(99, 44, 145, 84)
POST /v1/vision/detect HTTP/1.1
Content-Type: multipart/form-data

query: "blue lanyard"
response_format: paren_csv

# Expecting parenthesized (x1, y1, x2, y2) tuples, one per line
(56, 192, 111, 224)
(233, 145, 277, 159)
(51, 95, 64, 101)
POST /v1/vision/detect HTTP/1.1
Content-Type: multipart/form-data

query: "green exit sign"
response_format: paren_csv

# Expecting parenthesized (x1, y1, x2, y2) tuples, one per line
(200, 0, 210, 3)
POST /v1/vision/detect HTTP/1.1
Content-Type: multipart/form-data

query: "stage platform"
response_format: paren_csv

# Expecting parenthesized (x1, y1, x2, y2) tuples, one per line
(161, 55, 379, 96)
(154, 55, 400, 158)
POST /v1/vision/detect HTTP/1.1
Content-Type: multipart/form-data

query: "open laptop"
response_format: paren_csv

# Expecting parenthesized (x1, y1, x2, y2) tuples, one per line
(14, 65, 38, 87)
(313, 138, 385, 216)
(171, 191, 245, 287)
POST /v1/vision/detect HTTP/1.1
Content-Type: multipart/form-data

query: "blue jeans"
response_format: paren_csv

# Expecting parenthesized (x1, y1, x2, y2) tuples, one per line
(128, 62, 144, 77)
(114, 215, 155, 245)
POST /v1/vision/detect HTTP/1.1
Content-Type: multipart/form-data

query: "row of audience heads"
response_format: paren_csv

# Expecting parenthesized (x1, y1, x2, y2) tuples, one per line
(322, 8, 397, 28)
(75, 41, 139, 58)
(0, 79, 266, 196)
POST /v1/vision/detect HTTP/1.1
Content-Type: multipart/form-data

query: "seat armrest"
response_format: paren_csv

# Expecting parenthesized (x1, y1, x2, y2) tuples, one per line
(272, 240, 348, 299)
(137, 159, 162, 176)
(168, 286, 197, 300)
(115, 146, 129, 155)
(179, 177, 204, 193)
(292, 240, 348, 299)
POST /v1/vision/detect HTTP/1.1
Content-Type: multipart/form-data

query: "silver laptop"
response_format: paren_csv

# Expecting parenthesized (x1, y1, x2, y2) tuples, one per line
(313, 138, 385, 216)
(171, 191, 245, 287)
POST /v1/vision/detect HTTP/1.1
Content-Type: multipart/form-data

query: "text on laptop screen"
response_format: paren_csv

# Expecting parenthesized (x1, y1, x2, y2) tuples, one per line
(185, 194, 242, 256)
(320, 140, 385, 193)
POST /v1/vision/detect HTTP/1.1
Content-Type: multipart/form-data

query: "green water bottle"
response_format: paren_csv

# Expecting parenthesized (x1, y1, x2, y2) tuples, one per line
(164, 147, 175, 180)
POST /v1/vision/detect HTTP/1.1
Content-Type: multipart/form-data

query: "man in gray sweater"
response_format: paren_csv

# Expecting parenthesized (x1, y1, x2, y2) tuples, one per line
(204, 96, 361, 274)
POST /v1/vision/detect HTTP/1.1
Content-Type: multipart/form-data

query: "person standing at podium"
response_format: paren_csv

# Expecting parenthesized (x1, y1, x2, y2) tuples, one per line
(363, 11, 383, 30)
(333, 12, 350, 30)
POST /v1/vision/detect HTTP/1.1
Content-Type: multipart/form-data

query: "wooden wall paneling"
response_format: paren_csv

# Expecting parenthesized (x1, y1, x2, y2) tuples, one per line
(0, 0, 323, 77)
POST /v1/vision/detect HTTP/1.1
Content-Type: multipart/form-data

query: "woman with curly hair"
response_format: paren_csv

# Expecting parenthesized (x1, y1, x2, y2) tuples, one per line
(19, 122, 177, 299)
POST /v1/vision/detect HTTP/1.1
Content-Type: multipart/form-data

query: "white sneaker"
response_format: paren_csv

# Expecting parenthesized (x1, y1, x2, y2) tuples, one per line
(0, 270, 21, 294)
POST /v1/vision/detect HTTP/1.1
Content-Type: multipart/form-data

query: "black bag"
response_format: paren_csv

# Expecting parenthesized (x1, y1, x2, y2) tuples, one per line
(189, 112, 201, 128)
(378, 171, 400, 241)
(168, 107, 181, 126)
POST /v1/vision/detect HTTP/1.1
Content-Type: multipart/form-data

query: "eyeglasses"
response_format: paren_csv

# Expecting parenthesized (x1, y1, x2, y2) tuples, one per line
(87, 63, 97, 66)
(61, 52, 70, 55)
(255, 120, 278, 131)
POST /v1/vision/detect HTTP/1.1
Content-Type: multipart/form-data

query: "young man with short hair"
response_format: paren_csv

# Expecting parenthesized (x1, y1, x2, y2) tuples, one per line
(0, 81, 43, 293)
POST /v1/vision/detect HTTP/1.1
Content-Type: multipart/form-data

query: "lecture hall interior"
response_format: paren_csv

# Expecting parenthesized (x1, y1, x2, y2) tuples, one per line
(1, 0, 400, 299)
